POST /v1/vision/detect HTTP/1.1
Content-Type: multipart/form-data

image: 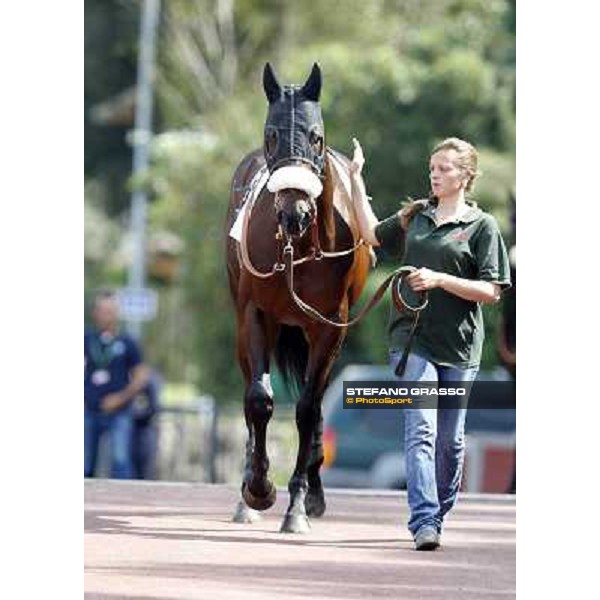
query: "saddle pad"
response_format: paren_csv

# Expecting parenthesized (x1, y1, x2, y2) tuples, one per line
(327, 149, 377, 267)
(229, 166, 270, 242)
(326, 149, 357, 231)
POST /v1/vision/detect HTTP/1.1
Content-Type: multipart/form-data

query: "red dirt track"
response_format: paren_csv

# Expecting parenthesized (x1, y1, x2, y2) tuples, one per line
(85, 480, 515, 599)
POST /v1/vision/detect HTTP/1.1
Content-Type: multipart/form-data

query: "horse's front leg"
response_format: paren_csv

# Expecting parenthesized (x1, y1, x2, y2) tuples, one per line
(305, 407, 326, 518)
(232, 332, 263, 522)
(239, 303, 277, 511)
(232, 420, 263, 523)
(280, 322, 346, 533)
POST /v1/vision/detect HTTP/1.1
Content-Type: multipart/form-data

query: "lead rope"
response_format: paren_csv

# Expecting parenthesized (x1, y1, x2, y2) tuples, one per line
(282, 241, 428, 373)
(393, 309, 421, 377)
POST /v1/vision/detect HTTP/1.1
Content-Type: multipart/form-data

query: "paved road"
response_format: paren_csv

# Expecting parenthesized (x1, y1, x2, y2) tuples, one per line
(85, 480, 515, 600)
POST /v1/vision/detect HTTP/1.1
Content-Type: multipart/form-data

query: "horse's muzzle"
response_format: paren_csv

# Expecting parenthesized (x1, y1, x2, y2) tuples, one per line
(277, 204, 312, 238)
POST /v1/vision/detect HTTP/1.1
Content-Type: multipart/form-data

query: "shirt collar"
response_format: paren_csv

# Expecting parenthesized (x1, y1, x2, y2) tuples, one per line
(422, 198, 481, 224)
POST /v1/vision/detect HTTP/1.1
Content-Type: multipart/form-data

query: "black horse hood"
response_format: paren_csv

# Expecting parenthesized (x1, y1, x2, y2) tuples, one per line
(262, 63, 326, 177)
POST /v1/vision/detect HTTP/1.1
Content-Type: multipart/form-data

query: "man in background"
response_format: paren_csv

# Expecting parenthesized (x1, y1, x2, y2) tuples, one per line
(84, 289, 150, 478)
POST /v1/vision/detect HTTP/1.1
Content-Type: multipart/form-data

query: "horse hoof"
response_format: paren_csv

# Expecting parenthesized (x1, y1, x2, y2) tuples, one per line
(280, 512, 311, 534)
(232, 500, 262, 523)
(242, 482, 277, 511)
(305, 487, 326, 518)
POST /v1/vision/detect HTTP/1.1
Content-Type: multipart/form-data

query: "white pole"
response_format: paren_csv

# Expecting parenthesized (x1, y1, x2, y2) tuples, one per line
(127, 0, 161, 340)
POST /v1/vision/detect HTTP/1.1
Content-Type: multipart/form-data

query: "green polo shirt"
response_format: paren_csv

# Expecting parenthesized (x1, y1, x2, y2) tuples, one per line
(374, 199, 511, 368)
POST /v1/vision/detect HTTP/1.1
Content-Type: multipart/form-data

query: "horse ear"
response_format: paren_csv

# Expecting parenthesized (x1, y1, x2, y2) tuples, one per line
(263, 62, 281, 103)
(300, 63, 322, 102)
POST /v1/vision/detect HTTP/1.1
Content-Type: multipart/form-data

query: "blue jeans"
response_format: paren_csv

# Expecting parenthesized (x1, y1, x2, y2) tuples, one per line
(389, 350, 479, 536)
(84, 407, 134, 479)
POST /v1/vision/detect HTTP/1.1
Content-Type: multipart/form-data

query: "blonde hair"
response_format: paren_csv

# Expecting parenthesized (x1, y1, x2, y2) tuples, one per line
(431, 137, 480, 193)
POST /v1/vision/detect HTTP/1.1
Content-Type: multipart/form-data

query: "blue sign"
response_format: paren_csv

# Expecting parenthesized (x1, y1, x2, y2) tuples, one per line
(117, 288, 158, 322)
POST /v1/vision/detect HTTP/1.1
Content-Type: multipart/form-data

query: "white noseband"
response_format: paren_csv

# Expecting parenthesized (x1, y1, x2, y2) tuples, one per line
(267, 165, 323, 198)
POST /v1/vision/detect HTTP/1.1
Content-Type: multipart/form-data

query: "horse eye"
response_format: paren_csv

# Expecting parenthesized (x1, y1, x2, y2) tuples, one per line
(265, 129, 278, 157)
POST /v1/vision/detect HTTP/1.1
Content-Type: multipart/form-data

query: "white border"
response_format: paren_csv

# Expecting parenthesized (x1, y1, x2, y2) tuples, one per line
(2, 2, 81, 598)
(518, 1, 599, 596)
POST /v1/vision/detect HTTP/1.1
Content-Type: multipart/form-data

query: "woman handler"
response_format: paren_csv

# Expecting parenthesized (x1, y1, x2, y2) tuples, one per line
(349, 137, 511, 550)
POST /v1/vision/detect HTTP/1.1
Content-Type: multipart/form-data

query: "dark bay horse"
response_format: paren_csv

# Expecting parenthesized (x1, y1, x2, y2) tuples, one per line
(225, 63, 371, 533)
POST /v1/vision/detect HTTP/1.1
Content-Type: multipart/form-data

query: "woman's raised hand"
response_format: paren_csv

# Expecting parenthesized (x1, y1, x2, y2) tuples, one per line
(350, 137, 365, 175)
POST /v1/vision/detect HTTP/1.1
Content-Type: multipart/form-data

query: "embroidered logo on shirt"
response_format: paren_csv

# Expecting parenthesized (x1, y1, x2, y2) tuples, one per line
(450, 231, 469, 241)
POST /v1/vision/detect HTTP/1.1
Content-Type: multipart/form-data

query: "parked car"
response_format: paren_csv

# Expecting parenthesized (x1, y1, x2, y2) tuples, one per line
(321, 364, 515, 491)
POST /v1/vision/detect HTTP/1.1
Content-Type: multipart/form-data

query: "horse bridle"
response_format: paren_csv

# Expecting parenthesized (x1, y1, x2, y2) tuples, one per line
(269, 156, 324, 176)
(237, 186, 363, 279)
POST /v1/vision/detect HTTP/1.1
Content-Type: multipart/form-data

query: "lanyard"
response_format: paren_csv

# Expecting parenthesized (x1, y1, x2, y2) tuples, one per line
(89, 335, 116, 370)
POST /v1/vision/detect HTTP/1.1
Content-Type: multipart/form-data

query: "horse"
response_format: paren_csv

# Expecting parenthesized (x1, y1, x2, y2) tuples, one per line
(225, 62, 372, 533)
